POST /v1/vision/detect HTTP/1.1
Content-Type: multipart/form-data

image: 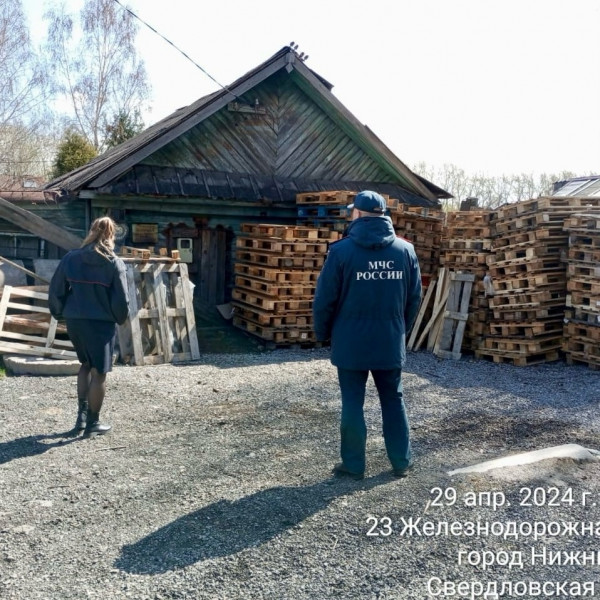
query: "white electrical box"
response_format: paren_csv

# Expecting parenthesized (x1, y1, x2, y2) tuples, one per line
(176, 238, 194, 263)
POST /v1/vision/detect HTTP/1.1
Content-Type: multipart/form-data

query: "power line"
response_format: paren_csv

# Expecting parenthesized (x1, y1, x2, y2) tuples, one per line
(111, 0, 229, 92)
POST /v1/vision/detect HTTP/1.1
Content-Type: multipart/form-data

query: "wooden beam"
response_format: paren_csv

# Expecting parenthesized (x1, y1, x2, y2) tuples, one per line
(0, 255, 50, 284)
(0, 196, 83, 250)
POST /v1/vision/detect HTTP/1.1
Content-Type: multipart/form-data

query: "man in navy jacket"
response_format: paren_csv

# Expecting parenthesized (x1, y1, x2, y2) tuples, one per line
(313, 191, 422, 479)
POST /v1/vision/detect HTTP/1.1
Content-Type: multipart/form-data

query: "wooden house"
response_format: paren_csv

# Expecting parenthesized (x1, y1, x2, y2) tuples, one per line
(41, 46, 449, 308)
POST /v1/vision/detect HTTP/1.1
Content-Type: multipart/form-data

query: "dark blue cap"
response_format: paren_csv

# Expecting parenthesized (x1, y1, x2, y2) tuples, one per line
(347, 190, 386, 214)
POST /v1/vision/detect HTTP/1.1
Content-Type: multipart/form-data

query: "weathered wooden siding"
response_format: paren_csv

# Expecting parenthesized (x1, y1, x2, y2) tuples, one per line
(143, 71, 393, 183)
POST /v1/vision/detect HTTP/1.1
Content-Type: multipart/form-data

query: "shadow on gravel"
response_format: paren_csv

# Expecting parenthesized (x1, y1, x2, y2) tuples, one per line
(0, 432, 80, 465)
(115, 475, 390, 574)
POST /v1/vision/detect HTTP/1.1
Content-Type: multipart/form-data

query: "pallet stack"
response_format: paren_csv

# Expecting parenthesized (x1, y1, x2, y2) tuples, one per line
(295, 190, 358, 232)
(563, 212, 600, 369)
(475, 196, 598, 366)
(440, 210, 494, 352)
(387, 204, 445, 281)
(231, 223, 340, 346)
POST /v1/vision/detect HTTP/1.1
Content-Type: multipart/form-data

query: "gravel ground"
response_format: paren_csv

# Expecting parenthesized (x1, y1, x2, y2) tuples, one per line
(1, 349, 600, 600)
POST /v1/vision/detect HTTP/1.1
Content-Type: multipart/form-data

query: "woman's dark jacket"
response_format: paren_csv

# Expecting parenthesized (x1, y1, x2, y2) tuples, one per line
(48, 244, 129, 325)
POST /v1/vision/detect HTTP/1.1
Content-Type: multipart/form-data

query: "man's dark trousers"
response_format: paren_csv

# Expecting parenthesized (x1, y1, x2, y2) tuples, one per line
(337, 368, 411, 474)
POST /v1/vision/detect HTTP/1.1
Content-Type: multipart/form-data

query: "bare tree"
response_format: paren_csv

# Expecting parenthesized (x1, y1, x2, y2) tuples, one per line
(44, 0, 150, 151)
(0, 0, 52, 177)
(413, 162, 582, 210)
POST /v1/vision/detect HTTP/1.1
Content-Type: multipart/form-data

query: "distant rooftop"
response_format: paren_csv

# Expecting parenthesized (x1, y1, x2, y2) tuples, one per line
(552, 175, 600, 197)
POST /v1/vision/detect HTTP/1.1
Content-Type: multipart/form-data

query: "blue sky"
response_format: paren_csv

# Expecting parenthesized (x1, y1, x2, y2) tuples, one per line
(23, 0, 600, 177)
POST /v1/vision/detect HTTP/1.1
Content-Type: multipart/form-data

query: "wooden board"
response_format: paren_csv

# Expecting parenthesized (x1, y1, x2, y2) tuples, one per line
(434, 273, 475, 360)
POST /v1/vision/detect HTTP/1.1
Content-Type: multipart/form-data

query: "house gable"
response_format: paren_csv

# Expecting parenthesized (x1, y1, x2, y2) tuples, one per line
(142, 70, 400, 185)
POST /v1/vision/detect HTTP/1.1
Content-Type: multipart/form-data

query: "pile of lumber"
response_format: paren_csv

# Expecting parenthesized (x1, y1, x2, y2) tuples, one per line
(231, 223, 340, 346)
(440, 210, 494, 352)
(563, 212, 600, 369)
(388, 204, 445, 281)
(476, 196, 600, 366)
(117, 248, 199, 365)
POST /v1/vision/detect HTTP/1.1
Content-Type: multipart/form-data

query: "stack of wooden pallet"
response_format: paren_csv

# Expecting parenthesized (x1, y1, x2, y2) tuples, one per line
(387, 204, 445, 281)
(295, 190, 358, 232)
(440, 210, 494, 352)
(231, 223, 340, 346)
(563, 212, 600, 369)
(476, 196, 599, 366)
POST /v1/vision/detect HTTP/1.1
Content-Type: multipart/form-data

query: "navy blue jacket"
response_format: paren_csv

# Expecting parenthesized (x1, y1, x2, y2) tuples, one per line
(313, 216, 422, 370)
(49, 244, 130, 325)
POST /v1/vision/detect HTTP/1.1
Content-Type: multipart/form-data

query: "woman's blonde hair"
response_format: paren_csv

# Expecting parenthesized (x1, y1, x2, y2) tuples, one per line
(81, 216, 117, 259)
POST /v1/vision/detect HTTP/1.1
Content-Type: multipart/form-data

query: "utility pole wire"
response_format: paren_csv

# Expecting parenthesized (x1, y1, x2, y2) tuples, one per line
(111, 0, 229, 91)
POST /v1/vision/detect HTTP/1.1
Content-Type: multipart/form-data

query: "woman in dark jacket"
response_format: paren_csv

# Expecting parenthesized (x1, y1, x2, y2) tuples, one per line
(49, 216, 129, 438)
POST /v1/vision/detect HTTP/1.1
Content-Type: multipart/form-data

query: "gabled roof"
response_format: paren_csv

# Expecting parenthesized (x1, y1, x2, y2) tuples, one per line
(47, 46, 449, 202)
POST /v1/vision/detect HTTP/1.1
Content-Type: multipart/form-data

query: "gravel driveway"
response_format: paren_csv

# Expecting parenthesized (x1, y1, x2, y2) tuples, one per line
(1, 349, 599, 599)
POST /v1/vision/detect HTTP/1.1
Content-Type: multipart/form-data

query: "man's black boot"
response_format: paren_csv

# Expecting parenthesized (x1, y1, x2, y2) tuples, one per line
(83, 410, 111, 438)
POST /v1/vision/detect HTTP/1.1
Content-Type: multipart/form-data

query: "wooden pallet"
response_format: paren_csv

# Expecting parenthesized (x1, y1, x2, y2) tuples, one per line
(442, 239, 492, 251)
(235, 250, 325, 270)
(394, 204, 445, 220)
(434, 272, 475, 360)
(297, 205, 350, 219)
(390, 214, 445, 233)
(295, 190, 358, 205)
(563, 213, 600, 231)
(564, 321, 600, 341)
(493, 243, 564, 262)
(117, 261, 199, 366)
(565, 306, 600, 325)
(494, 227, 567, 247)
(446, 210, 492, 225)
(568, 247, 600, 263)
(234, 275, 315, 298)
(567, 278, 600, 295)
(567, 234, 600, 250)
(489, 289, 565, 308)
(567, 263, 600, 279)
(295, 218, 348, 232)
(489, 320, 563, 337)
(240, 223, 340, 241)
(232, 315, 316, 344)
(234, 263, 320, 284)
(480, 334, 562, 354)
(236, 236, 329, 254)
(0, 286, 76, 359)
(492, 305, 564, 321)
(565, 352, 600, 370)
(231, 288, 313, 313)
(441, 252, 488, 266)
(231, 302, 312, 327)
(475, 349, 561, 367)
(491, 273, 566, 293)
